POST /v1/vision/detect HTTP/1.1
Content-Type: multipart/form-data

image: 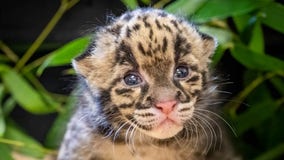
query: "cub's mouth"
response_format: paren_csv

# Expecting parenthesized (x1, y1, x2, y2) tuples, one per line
(132, 100, 196, 139)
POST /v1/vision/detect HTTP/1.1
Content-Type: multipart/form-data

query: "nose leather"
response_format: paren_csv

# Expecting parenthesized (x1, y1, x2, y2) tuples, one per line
(155, 100, 177, 114)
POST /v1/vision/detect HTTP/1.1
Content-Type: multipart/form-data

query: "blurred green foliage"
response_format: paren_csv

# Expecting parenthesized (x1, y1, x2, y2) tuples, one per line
(0, 0, 284, 159)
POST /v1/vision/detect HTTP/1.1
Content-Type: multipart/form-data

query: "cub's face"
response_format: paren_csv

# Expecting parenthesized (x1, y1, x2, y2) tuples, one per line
(74, 9, 216, 139)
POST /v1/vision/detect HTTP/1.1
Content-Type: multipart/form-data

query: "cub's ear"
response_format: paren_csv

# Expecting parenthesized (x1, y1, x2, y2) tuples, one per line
(201, 33, 217, 60)
(72, 55, 95, 78)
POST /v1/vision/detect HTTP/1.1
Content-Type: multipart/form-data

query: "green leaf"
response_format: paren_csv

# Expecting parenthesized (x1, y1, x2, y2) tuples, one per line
(45, 96, 76, 148)
(2, 97, 16, 117)
(248, 21, 264, 54)
(211, 45, 226, 66)
(235, 15, 264, 54)
(0, 84, 4, 104)
(121, 0, 138, 10)
(0, 107, 5, 137)
(254, 143, 284, 160)
(261, 2, 284, 34)
(37, 36, 90, 75)
(199, 25, 233, 45)
(234, 99, 278, 135)
(194, 0, 270, 23)
(0, 144, 13, 160)
(233, 14, 251, 33)
(1, 69, 55, 114)
(140, 0, 151, 5)
(231, 44, 284, 72)
(0, 54, 10, 63)
(4, 124, 45, 158)
(165, 0, 207, 16)
(270, 77, 284, 95)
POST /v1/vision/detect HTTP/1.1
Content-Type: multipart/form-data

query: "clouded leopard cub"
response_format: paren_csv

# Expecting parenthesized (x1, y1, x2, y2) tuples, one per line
(58, 8, 238, 160)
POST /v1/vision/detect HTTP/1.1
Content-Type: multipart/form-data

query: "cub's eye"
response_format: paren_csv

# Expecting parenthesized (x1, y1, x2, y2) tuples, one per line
(124, 73, 143, 86)
(174, 66, 190, 79)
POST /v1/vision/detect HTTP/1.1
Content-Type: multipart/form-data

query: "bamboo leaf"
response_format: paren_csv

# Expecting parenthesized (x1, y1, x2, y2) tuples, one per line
(254, 143, 284, 160)
(1, 69, 55, 114)
(233, 14, 251, 33)
(4, 124, 45, 158)
(165, 0, 207, 16)
(248, 21, 264, 54)
(270, 77, 284, 95)
(121, 0, 138, 10)
(0, 107, 5, 137)
(0, 144, 13, 160)
(231, 44, 284, 72)
(37, 36, 90, 75)
(199, 25, 233, 45)
(2, 97, 16, 116)
(234, 99, 278, 134)
(261, 2, 284, 34)
(194, 0, 271, 23)
(44, 96, 76, 148)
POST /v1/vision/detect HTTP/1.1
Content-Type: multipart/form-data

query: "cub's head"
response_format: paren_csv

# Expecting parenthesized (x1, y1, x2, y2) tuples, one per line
(74, 8, 216, 139)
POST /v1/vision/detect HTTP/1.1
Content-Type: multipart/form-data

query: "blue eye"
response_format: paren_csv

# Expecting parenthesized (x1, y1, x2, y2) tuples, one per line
(174, 66, 189, 79)
(124, 73, 143, 86)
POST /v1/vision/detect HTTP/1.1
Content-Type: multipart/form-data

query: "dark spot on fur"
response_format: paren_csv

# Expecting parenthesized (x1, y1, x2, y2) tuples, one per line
(155, 19, 162, 29)
(201, 71, 207, 87)
(170, 20, 180, 30)
(133, 24, 141, 31)
(149, 28, 153, 40)
(174, 34, 191, 62)
(190, 65, 199, 72)
(115, 88, 133, 95)
(108, 25, 122, 35)
(173, 81, 190, 103)
(186, 75, 200, 82)
(138, 42, 146, 55)
(148, 43, 153, 51)
(200, 32, 213, 41)
(118, 103, 134, 108)
(192, 89, 201, 97)
(162, 37, 168, 53)
(118, 41, 139, 68)
(179, 107, 191, 112)
(174, 34, 186, 60)
(163, 24, 172, 32)
(135, 112, 154, 117)
(142, 16, 151, 28)
(158, 11, 167, 17)
(96, 89, 111, 107)
(123, 12, 133, 21)
(126, 27, 131, 37)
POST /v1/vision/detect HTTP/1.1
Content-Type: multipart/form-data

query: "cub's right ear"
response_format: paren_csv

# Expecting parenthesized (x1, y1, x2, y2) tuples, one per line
(72, 38, 99, 77)
(72, 55, 94, 78)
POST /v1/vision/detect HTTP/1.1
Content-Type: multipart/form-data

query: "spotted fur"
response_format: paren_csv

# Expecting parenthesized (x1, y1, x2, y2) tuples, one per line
(58, 8, 240, 160)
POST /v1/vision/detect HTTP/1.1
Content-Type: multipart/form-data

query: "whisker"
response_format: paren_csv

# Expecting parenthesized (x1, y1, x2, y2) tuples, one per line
(195, 108, 237, 137)
(194, 112, 221, 151)
(192, 115, 213, 154)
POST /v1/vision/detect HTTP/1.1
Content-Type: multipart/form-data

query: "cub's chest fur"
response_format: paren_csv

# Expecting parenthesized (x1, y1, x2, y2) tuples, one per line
(92, 139, 186, 160)
(58, 8, 239, 160)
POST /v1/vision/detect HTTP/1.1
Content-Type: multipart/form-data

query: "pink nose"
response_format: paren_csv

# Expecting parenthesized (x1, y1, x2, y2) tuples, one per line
(155, 100, 177, 114)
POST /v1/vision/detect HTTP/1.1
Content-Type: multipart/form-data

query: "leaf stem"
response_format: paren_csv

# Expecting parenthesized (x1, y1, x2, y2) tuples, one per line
(0, 41, 19, 63)
(14, 0, 80, 70)
(0, 137, 57, 155)
(154, 0, 171, 8)
(226, 72, 276, 118)
(0, 138, 24, 147)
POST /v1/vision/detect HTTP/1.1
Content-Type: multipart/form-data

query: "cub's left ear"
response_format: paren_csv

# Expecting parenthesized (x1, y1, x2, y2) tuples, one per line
(200, 33, 217, 59)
